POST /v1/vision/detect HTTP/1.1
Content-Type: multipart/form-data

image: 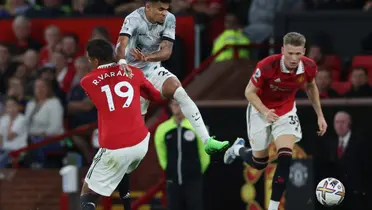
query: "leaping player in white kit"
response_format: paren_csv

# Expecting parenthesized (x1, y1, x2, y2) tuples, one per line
(116, 0, 230, 154)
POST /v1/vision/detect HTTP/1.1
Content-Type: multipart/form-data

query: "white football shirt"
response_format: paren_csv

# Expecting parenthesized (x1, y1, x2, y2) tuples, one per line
(119, 7, 176, 75)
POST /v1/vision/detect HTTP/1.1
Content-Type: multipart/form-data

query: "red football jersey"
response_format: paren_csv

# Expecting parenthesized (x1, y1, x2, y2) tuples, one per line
(80, 63, 163, 149)
(250, 54, 317, 116)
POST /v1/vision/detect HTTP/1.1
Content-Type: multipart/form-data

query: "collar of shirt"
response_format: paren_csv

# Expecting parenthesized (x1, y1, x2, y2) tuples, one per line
(338, 131, 351, 149)
(97, 63, 117, 69)
(280, 55, 304, 75)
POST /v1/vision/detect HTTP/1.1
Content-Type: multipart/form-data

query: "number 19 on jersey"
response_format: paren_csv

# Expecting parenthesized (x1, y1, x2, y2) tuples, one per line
(101, 81, 134, 112)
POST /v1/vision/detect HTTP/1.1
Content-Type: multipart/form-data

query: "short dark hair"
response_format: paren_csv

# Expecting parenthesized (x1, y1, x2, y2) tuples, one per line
(92, 26, 111, 41)
(146, 0, 171, 3)
(86, 39, 114, 63)
(63, 33, 79, 44)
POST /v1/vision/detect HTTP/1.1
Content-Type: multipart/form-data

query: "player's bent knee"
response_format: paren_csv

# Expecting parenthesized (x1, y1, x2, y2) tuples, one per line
(275, 134, 296, 150)
(251, 155, 269, 170)
(162, 77, 181, 98)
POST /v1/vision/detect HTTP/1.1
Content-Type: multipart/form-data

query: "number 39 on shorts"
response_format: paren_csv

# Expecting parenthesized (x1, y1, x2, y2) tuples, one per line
(288, 115, 299, 125)
(101, 82, 134, 112)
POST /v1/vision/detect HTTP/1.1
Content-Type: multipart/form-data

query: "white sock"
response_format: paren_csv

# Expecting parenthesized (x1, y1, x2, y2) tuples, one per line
(268, 200, 280, 210)
(173, 87, 210, 143)
(233, 145, 244, 156)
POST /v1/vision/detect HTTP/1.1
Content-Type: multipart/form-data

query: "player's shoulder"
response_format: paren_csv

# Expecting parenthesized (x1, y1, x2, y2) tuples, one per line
(80, 70, 96, 85)
(125, 7, 143, 21)
(256, 54, 281, 73)
(165, 11, 176, 22)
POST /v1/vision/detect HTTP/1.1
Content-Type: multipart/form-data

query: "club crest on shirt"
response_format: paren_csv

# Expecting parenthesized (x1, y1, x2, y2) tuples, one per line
(297, 75, 304, 83)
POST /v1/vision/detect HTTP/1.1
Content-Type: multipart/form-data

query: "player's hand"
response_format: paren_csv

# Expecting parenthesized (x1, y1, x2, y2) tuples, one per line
(130, 48, 147, 62)
(118, 60, 133, 78)
(263, 109, 279, 123)
(317, 116, 327, 136)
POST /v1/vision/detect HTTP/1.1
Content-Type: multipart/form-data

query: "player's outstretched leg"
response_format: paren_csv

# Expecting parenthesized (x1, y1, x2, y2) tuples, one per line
(269, 135, 295, 210)
(162, 78, 229, 154)
(224, 138, 269, 170)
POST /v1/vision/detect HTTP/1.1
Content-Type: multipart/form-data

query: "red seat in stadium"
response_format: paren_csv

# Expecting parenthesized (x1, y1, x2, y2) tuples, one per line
(323, 55, 342, 81)
(331, 81, 351, 95)
(351, 55, 372, 71)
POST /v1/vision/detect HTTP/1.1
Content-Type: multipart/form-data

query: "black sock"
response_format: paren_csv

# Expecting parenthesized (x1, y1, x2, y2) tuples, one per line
(118, 174, 131, 210)
(239, 147, 268, 170)
(80, 193, 99, 210)
(271, 147, 292, 201)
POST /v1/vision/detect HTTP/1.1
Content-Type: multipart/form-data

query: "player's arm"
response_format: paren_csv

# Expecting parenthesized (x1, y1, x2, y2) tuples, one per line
(304, 66, 327, 135)
(116, 17, 138, 63)
(145, 40, 173, 62)
(304, 78, 324, 118)
(116, 36, 130, 63)
(144, 14, 176, 62)
(245, 68, 270, 114)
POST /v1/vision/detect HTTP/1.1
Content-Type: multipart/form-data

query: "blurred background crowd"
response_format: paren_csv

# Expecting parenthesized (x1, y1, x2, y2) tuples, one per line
(0, 0, 372, 209)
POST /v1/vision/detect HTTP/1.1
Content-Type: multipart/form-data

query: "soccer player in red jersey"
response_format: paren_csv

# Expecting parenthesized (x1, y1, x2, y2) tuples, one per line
(224, 32, 328, 210)
(79, 39, 163, 210)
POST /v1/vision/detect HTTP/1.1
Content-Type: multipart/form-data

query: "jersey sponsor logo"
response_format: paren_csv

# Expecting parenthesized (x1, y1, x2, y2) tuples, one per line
(269, 84, 293, 92)
(184, 130, 196, 141)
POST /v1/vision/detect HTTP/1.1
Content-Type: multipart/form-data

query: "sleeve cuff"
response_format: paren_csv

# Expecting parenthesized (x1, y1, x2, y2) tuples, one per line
(161, 36, 175, 42)
(119, 33, 131, 38)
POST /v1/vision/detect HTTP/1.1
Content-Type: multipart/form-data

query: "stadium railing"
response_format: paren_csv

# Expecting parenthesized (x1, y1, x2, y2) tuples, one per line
(7, 44, 274, 210)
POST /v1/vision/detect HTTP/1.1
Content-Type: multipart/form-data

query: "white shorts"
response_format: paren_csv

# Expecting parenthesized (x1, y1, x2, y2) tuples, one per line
(84, 132, 150, 196)
(246, 104, 302, 151)
(140, 66, 176, 115)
